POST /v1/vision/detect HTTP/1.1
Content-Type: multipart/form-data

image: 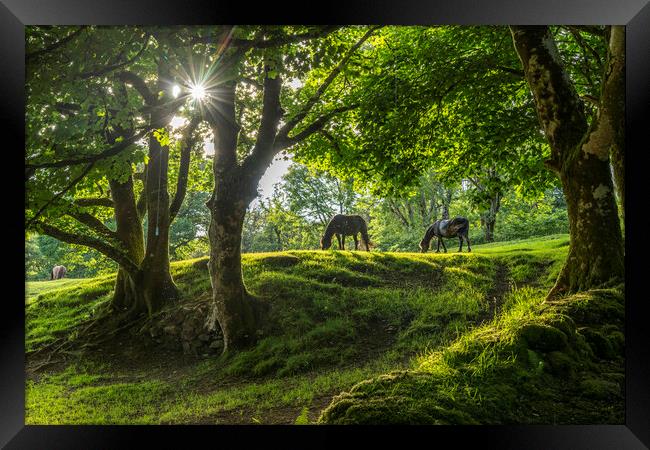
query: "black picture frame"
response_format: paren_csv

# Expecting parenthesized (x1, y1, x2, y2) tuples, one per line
(3, 1, 649, 448)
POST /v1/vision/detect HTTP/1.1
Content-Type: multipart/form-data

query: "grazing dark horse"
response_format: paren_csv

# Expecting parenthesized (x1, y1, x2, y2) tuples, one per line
(419, 217, 471, 253)
(50, 265, 67, 280)
(321, 214, 371, 251)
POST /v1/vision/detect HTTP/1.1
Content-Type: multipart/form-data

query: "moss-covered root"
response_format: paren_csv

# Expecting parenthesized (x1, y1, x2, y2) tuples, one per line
(319, 371, 479, 425)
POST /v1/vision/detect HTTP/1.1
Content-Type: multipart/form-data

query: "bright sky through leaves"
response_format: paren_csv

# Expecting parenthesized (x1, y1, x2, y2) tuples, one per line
(190, 84, 207, 101)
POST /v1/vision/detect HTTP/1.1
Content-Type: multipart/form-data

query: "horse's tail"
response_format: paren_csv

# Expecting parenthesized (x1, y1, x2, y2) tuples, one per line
(50, 268, 54, 280)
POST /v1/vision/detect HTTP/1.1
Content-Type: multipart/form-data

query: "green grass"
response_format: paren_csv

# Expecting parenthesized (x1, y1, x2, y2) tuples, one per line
(25, 234, 615, 425)
(320, 285, 625, 424)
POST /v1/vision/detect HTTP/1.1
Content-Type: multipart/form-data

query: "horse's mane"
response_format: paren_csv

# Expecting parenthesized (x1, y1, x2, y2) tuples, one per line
(322, 220, 337, 240)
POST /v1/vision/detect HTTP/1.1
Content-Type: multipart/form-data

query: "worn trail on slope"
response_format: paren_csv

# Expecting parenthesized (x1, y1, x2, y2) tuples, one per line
(481, 260, 510, 324)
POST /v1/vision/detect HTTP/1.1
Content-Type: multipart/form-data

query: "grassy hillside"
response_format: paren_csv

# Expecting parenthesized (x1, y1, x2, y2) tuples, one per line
(25, 234, 624, 424)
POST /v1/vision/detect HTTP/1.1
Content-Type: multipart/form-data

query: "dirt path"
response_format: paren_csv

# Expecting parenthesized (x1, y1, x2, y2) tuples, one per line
(479, 260, 510, 324)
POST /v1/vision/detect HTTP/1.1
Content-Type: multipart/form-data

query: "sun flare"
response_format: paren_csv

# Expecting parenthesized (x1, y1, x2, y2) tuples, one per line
(190, 84, 207, 101)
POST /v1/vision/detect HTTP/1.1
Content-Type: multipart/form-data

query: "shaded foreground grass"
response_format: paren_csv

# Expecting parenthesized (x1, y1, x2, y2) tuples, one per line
(26, 234, 623, 424)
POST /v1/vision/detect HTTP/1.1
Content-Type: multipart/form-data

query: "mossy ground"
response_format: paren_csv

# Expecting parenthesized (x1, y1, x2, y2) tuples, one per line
(320, 284, 624, 424)
(25, 234, 624, 424)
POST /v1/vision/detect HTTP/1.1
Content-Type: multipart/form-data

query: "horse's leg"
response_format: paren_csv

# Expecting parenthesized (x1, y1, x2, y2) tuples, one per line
(458, 236, 463, 252)
(466, 234, 472, 252)
(435, 236, 440, 253)
(353, 234, 359, 250)
(342, 235, 346, 250)
(440, 237, 447, 253)
(336, 234, 342, 250)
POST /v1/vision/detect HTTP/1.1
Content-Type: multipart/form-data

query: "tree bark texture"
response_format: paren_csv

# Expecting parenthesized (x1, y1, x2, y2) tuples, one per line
(204, 80, 267, 352)
(108, 177, 145, 311)
(510, 26, 624, 297)
(480, 192, 501, 243)
(139, 106, 179, 315)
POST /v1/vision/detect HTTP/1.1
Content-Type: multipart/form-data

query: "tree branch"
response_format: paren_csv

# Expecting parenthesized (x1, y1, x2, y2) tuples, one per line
(581, 94, 599, 107)
(239, 54, 285, 186)
(26, 128, 150, 170)
(37, 222, 139, 275)
(74, 197, 114, 208)
(169, 115, 201, 222)
(510, 26, 589, 166)
(278, 104, 358, 149)
(77, 34, 150, 80)
(569, 25, 607, 38)
(277, 26, 381, 140)
(115, 70, 156, 105)
(566, 26, 604, 72)
(26, 26, 87, 62)
(67, 210, 118, 241)
(54, 102, 82, 116)
(387, 198, 410, 227)
(319, 129, 343, 156)
(241, 77, 264, 90)
(493, 65, 524, 77)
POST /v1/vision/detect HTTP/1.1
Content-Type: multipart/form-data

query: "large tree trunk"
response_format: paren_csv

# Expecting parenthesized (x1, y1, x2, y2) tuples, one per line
(204, 79, 266, 352)
(109, 163, 178, 316)
(510, 26, 624, 297)
(480, 192, 500, 243)
(202, 30, 367, 352)
(551, 149, 624, 296)
(109, 177, 145, 312)
(139, 113, 179, 314)
(205, 187, 262, 352)
(602, 27, 625, 222)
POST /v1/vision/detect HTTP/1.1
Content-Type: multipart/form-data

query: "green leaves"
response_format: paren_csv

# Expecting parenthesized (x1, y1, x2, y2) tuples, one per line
(153, 128, 170, 147)
(292, 25, 558, 201)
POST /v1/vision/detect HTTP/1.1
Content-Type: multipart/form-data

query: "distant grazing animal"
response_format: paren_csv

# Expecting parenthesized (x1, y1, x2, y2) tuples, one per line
(50, 265, 67, 280)
(321, 214, 371, 251)
(419, 217, 471, 253)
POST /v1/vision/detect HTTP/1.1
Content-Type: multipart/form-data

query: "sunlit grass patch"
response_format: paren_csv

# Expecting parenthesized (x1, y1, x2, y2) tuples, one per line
(26, 277, 115, 352)
(26, 234, 581, 424)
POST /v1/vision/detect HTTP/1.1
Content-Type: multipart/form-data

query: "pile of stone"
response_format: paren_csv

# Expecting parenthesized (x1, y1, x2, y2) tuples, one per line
(145, 301, 224, 356)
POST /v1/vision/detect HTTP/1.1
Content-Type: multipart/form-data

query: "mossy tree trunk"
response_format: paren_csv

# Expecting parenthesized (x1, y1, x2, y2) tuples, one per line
(480, 192, 501, 243)
(109, 177, 145, 312)
(206, 183, 261, 352)
(601, 27, 625, 222)
(139, 124, 179, 314)
(204, 79, 274, 352)
(510, 26, 624, 298)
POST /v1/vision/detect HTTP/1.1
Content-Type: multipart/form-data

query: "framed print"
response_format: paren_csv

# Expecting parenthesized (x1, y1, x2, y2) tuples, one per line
(3, 0, 649, 448)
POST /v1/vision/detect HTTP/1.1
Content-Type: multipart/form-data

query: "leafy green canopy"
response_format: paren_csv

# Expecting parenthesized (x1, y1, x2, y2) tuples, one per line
(292, 26, 600, 199)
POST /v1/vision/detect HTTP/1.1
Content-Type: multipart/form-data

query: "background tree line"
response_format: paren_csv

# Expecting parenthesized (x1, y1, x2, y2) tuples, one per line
(27, 160, 570, 280)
